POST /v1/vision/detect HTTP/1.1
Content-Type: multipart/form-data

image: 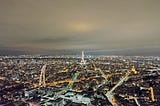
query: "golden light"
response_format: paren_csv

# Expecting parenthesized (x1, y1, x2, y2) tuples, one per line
(69, 22, 94, 32)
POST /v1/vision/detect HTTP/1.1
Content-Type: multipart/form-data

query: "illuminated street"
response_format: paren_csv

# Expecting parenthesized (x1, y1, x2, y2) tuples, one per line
(0, 0, 160, 105)
(0, 55, 160, 105)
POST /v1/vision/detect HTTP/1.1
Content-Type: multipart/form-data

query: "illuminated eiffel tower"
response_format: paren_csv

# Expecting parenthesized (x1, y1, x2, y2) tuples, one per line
(80, 50, 86, 65)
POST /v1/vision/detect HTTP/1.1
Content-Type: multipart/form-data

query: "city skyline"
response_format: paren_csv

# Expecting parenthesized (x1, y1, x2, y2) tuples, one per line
(0, 0, 160, 55)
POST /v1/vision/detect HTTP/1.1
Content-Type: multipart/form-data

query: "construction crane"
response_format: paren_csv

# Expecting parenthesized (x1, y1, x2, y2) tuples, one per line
(67, 72, 79, 91)
(140, 86, 155, 102)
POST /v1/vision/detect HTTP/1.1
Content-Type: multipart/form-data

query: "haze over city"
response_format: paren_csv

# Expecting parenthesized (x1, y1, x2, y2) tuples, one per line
(0, 0, 160, 55)
(1, 1, 160, 106)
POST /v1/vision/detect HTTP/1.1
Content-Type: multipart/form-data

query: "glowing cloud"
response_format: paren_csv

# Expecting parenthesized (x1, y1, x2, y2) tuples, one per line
(68, 22, 95, 32)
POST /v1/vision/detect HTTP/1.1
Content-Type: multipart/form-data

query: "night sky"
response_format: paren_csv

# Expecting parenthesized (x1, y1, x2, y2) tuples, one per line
(0, 0, 160, 55)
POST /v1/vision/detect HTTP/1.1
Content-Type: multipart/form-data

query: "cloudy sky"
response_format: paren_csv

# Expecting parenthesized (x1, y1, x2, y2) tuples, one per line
(0, 0, 160, 55)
